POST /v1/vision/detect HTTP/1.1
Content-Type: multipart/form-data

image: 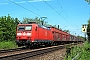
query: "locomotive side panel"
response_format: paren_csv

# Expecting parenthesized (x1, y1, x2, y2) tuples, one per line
(37, 27, 44, 41)
(37, 26, 53, 42)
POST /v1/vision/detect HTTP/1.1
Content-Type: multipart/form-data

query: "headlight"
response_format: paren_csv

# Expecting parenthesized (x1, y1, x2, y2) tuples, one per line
(17, 33, 21, 36)
(26, 33, 31, 36)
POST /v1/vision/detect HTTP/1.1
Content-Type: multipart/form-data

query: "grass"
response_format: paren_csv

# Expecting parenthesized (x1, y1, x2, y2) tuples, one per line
(79, 42, 90, 60)
(65, 44, 81, 60)
(65, 41, 90, 60)
(0, 41, 18, 50)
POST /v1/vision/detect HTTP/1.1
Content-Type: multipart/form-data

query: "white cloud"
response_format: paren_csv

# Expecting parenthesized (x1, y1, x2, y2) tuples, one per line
(41, 0, 52, 1)
(2, 3, 8, 4)
(15, 1, 26, 4)
(0, 0, 52, 5)
(28, 0, 52, 2)
(0, 2, 8, 5)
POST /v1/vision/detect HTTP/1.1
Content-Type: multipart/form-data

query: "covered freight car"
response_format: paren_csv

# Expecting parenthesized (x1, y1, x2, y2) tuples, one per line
(50, 26, 70, 44)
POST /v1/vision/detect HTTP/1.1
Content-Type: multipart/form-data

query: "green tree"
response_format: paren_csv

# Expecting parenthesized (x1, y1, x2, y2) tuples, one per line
(22, 17, 40, 24)
(85, 0, 90, 4)
(22, 17, 63, 30)
(14, 18, 20, 25)
(87, 19, 90, 42)
(22, 17, 50, 26)
(0, 14, 20, 41)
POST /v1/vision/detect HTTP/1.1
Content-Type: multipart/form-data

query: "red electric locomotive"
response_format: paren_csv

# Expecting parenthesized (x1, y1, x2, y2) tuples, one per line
(16, 22, 53, 47)
(16, 22, 83, 47)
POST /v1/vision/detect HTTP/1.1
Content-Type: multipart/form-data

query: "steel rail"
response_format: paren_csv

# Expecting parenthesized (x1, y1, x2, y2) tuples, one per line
(0, 45, 64, 60)
(0, 47, 26, 53)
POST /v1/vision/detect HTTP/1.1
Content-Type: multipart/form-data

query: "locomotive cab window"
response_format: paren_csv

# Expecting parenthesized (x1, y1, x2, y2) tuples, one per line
(18, 26, 25, 30)
(18, 26, 32, 31)
(25, 26, 32, 30)
(47, 27, 51, 30)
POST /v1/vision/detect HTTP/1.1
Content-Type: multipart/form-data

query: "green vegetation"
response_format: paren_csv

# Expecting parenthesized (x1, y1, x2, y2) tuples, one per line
(0, 14, 19, 49)
(65, 42, 90, 60)
(87, 19, 90, 42)
(0, 41, 18, 50)
(0, 14, 20, 41)
(79, 42, 90, 60)
(85, 0, 90, 4)
(65, 45, 82, 60)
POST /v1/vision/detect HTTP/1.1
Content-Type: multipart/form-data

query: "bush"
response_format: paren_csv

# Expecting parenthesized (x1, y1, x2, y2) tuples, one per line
(65, 42, 90, 60)
(0, 41, 18, 50)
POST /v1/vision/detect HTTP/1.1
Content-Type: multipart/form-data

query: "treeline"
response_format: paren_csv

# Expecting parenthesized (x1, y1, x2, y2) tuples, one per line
(0, 14, 20, 41)
(87, 19, 90, 42)
(85, 0, 90, 4)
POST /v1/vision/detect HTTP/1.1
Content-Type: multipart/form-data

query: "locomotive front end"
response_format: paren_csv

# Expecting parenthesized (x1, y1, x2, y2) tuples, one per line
(16, 24, 32, 47)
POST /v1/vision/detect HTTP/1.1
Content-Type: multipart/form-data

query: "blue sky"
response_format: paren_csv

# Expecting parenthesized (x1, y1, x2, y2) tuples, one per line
(0, 0, 90, 36)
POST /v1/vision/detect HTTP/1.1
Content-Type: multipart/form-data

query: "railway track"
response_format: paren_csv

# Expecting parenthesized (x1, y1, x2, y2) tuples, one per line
(0, 43, 77, 54)
(0, 45, 65, 60)
(0, 43, 82, 60)
(0, 47, 27, 53)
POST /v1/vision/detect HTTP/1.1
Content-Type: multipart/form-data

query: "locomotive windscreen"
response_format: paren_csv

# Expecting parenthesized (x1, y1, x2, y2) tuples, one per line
(18, 26, 32, 31)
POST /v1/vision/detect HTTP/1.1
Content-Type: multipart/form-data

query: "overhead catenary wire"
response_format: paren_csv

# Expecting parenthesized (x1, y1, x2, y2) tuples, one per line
(24, 0, 46, 16)
(43, 0, 70, 23)
(9, 0, 56, 27)
(24, 0, 60, 27)
(43, 0, 80, 31)
(8, 0, 58, 28)
(57, 0, 81, 29)
(43, 0, 70, 25)
(8, 0, 41, 17)
(43, 0, 67, 21)
(25, 0, 57, 25)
